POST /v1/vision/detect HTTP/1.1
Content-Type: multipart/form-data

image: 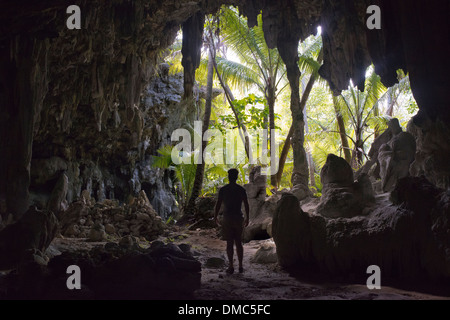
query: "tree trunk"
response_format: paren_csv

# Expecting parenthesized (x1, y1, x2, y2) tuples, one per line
(275, 71, 317, 187)
(303, 108, 316, 188)
(275, 126, 293, 187)
(184, 48, 214, 216)
(332, 96, 352, 164)
(210, 54, 251, 160)
(267, 78, 277, 187)
(351, 129, 364, 169)
(277, 33, 308, 188)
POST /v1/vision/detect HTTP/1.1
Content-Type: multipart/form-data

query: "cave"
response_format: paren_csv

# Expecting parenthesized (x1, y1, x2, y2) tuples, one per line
(0, 0, 449, 302)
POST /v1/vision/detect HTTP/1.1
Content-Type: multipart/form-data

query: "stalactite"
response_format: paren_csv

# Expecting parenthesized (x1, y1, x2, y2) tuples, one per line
(181, 11, 205, 99)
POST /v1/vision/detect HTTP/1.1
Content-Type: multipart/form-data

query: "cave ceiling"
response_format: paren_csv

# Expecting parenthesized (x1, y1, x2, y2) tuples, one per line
(0, 0, 449, 217)
(1, 0, 448, 123)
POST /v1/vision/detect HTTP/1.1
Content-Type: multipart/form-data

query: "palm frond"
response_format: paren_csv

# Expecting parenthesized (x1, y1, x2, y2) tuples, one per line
(215, 56, 260, 90)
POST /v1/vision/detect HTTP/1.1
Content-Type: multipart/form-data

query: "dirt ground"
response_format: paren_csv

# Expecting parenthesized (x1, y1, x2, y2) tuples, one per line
(49, 225, 449, 300)
(166, 227, 450, 301)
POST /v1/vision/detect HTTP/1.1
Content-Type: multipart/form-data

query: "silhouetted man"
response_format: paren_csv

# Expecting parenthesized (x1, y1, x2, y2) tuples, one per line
(214, 168, 249, 274)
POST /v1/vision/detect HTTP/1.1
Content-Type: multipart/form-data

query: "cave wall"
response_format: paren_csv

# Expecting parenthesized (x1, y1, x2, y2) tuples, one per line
(0, 0, 449, 219)
(0, 0, 229, 218)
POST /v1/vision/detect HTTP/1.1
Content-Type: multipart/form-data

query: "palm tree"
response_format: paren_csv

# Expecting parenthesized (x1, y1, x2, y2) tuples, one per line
(332, 95, 352, 164)
(332, 66, 387, 169)
(215, 8, 288, 186)
(275, 35, 323, 187)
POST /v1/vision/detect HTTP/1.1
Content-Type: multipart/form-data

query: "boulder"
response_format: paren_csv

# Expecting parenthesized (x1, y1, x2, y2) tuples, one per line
(0, 207, 58, 270)
(88, 223, 106, 242)
(317, 155, 375, 218)
(379, 132, 416, 192)
(204, 257, 226, 269)
(251, 241, 278, 264)
(47, 172, 69, 214)
(243, 193, 279, 242)
(357, 118, 403, 180)
(320, 154, 354, 187)
(272, 194, 311, 268)
(272, 177, 450, 282)
(0, 241, 202, 299)
(194, 196, 216, 220)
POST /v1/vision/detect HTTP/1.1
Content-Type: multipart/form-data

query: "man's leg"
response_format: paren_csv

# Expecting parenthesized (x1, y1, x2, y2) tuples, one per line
(235, 238, 244, 272)
(226, 239, 234, 273)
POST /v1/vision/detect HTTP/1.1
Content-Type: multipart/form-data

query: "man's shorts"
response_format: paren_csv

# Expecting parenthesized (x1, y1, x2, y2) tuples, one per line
(221, 215, 244, 241)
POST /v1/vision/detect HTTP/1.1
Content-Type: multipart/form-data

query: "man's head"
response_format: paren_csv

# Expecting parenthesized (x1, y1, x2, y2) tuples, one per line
(228, 168, 239, 183)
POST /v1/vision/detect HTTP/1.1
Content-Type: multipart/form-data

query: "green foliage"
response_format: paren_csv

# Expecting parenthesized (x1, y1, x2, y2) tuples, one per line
(152, 145, 197, 211)
(160, 6, 419, 201)
(151, 144, 175, 170)
(216, 94, 280, 132)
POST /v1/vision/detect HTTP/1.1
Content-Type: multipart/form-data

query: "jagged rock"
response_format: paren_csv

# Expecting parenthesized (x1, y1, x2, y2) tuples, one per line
(0, 240, 201, 299)
(273, 180, 450, 282)
(357, 118, 417, 193)
(59, 200, 88, 236)
(64, 190, 166, 240)
(194, 196, 216, 220)
(317, 155, 375, 218)
(64, 224, 80, 237)
(119, 235, 138, 249)
(272, 194, 311, 268)
(240, 166, 272, 242)
(30, 157, 68, 185)
(47, 172, 69, 214)
(251, 241, 278, 264)
(204, 257, 226, 269)
(290, 184, 312, 201)
(320, 154, 354, 187)
(105, 224, 116, 235)
(243, 193, 279, 242)
(379, 132, 416, 192)
(88, 223, 106, 242)
(0, 207, 58, 270)
(408, 117, 450, 189)
(358, 118, 403, 180)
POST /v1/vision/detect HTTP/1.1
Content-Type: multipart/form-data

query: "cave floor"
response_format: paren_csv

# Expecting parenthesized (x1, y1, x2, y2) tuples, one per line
(170, 228, 449, 300)
(50, 226, 450, 300)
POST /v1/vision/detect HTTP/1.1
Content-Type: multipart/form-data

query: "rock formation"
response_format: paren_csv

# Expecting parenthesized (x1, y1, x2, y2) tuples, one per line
(317, 154, 374, 218)
(1, 240, 201, 299)
(273, 180, 450, 282)
(358, 118, 416, 192)
(62, 190, 167, 240)
(0, 207, 58, 270)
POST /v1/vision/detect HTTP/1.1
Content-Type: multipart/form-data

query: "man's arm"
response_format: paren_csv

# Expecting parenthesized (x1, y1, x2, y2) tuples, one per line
(214, 195, 222, 226)
(243, 193, 249, 227)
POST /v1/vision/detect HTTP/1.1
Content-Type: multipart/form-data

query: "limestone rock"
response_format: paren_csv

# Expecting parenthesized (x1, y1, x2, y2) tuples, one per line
(290, 184, 312, 201)
(251, 241, 278, 264)
(273, 178, 450, 282)
(243, 193, 279, 242)
(105, 224, 116, 235)
(317, 155, 375, 218)
(272, 194, 311, 268)
(407, 117, 450, 189)
(204, 257, 226, 269)
(0, 207, 58, 270)
(47, 172, 69, 215)
(320, 154, 354, 187)
(379, 131, 416, 192)
(88, 223, 106, 242)
(119, 235, 138, 249)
